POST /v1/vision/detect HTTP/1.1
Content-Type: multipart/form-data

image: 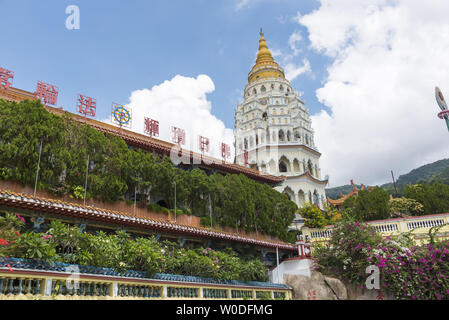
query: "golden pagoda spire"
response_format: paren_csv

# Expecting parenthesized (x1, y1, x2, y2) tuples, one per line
(248, 29, 285, 84)
(256, 29, 275, 64)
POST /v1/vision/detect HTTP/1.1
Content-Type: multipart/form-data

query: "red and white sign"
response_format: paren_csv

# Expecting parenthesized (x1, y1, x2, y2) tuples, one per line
(77, 94, 96, 118)
(144, 117, 159, 137)
(171, 127, 186, 146)
(35, 81, 59, 106)
(221, 143, 231, 160)
(0, 67, 14, 90)
(199, 136, 210, 153)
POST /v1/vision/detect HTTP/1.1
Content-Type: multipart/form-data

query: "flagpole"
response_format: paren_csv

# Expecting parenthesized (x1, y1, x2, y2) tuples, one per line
(33, 141, 43, 197)
(83, 154, 89, 206)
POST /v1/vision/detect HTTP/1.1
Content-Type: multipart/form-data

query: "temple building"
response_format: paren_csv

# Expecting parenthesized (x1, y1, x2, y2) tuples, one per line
(234, 31, 328, 221)
(327, 180, 373, 210)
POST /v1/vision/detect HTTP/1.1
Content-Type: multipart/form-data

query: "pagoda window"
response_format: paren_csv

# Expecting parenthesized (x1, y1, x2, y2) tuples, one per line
(287, 131, 291, 141)
(293, 159, 300, 172)
(263, 112, 268, 120)
(294, 131, 301, 141)
(253, 88, 257, 95)
(244, 138, 248, 150)
(261, 85, 266, 93)
(279, 161, 288, 173)
(280, 85, 284, 91)
(308, 160, 314, 175)
(313, 191, 319, 205)
(278, 130, 285, 142)
(255, 135, 259, 145)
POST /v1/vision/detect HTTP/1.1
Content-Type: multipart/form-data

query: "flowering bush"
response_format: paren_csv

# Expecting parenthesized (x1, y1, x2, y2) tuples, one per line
(314, 220, 449, 300)
(0, 213, 25, 258)
(374, 240, 449, 300)
(313, 221, 383, 284)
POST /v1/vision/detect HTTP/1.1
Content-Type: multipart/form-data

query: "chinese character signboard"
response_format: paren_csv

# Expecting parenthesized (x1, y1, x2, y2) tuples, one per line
(111, 103, 132, 129)
(199, 136, 210, 154)
(77, 94, 97, 118)
(144, 117, 159, 137)
(0, 67, 14, 90)
(35, 81, 59, 106)
(171, 127, 186, 146)
(221, 143, 231, 160)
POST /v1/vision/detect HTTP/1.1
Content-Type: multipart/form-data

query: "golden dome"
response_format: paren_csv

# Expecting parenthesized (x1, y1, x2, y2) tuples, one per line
(248, 29, 285, 84)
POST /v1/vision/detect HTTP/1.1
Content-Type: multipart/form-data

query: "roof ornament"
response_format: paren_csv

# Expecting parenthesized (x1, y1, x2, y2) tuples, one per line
(260, 28, 263, 37)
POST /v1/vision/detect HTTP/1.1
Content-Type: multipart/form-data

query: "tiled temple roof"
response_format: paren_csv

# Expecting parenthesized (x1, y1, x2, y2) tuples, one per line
(0, 189, 297, 251)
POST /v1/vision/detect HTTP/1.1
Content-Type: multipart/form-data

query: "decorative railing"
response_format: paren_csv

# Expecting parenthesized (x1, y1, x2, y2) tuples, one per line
(302, 213, 449, 244)
(0, 258, 291, 300)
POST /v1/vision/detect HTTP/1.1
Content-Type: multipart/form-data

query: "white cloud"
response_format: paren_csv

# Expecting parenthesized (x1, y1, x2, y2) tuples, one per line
(288, 30, 303, 56)
(235, 0, 258, 10)
(284, 58, 311, 82)
(296, 0, 449, 186)
(105, 75, 235, 161)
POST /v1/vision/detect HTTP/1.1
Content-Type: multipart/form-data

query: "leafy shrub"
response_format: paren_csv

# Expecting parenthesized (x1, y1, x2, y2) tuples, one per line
(389, 197, 424, 216)
(13, 232, 57, 262)
(1, 217, 268, 282)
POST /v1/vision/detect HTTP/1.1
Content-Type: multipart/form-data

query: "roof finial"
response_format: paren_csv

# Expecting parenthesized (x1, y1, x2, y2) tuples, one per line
(260, 28, 263, 37)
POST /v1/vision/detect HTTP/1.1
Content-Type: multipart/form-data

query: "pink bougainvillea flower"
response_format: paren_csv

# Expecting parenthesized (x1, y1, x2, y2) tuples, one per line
(0, 238, 9, 246)
(15, 214, 25, 223)
(14, 230, 20, 237)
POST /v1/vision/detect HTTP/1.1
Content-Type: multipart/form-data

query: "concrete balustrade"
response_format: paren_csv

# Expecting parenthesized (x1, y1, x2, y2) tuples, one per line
(0, 267, 291, 300)
(302, 213, 449, 245)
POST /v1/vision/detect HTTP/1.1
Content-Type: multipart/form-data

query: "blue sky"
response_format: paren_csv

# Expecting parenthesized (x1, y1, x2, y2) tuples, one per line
(2, 1, 449, 187)
(0, 0, 328, 128)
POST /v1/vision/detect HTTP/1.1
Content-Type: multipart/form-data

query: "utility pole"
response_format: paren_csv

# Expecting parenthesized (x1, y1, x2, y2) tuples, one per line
(276, 247, 281, 284)
(134, 185, 137, 217)
(391, 170, 399, 198)
(173, 179, 177, 222)
(83, 154, 89, 206)
(208, 193, 213, 228)
(33, 141, 43, 197)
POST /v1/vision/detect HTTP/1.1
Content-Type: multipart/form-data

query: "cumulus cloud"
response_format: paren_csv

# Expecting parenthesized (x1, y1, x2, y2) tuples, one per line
(288, 30, 303, 56)
(284, 58, 311, 82)
(296, 0, 449, 186)
(106, 75, 235, 161)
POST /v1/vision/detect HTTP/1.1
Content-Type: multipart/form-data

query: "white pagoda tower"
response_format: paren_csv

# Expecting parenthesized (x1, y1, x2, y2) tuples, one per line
(234, 30, 328, 224)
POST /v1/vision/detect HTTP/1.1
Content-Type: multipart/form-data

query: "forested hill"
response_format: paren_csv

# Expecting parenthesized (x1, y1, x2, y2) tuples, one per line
(326, 158, 449, 198)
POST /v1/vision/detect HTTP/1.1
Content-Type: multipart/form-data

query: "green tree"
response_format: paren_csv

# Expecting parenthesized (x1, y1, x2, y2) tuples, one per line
(353, 187, 390, 221)
(299, 203, 328, 228)
(389, 197, 424, 216)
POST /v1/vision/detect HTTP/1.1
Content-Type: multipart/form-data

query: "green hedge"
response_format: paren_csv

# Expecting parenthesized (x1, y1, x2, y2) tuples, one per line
(0, 99, 297, 242)
(0, 213, 268, 282)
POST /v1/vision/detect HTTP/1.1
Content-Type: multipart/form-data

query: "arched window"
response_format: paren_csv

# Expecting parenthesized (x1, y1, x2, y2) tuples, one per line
(278, 130, 285, 142)
(253, 88, 257, 95)
(308, 160, 314, 175)
(287, 131, 291, 142)
(280, 85, 284, 91)
(244, 138, 248, 150)
(255, 135, 259, 145)
(263, 112, 268, 120)
(294, 131, 301, 141)
(279, 161, 288, 173)
(261, 85, 266, 93)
